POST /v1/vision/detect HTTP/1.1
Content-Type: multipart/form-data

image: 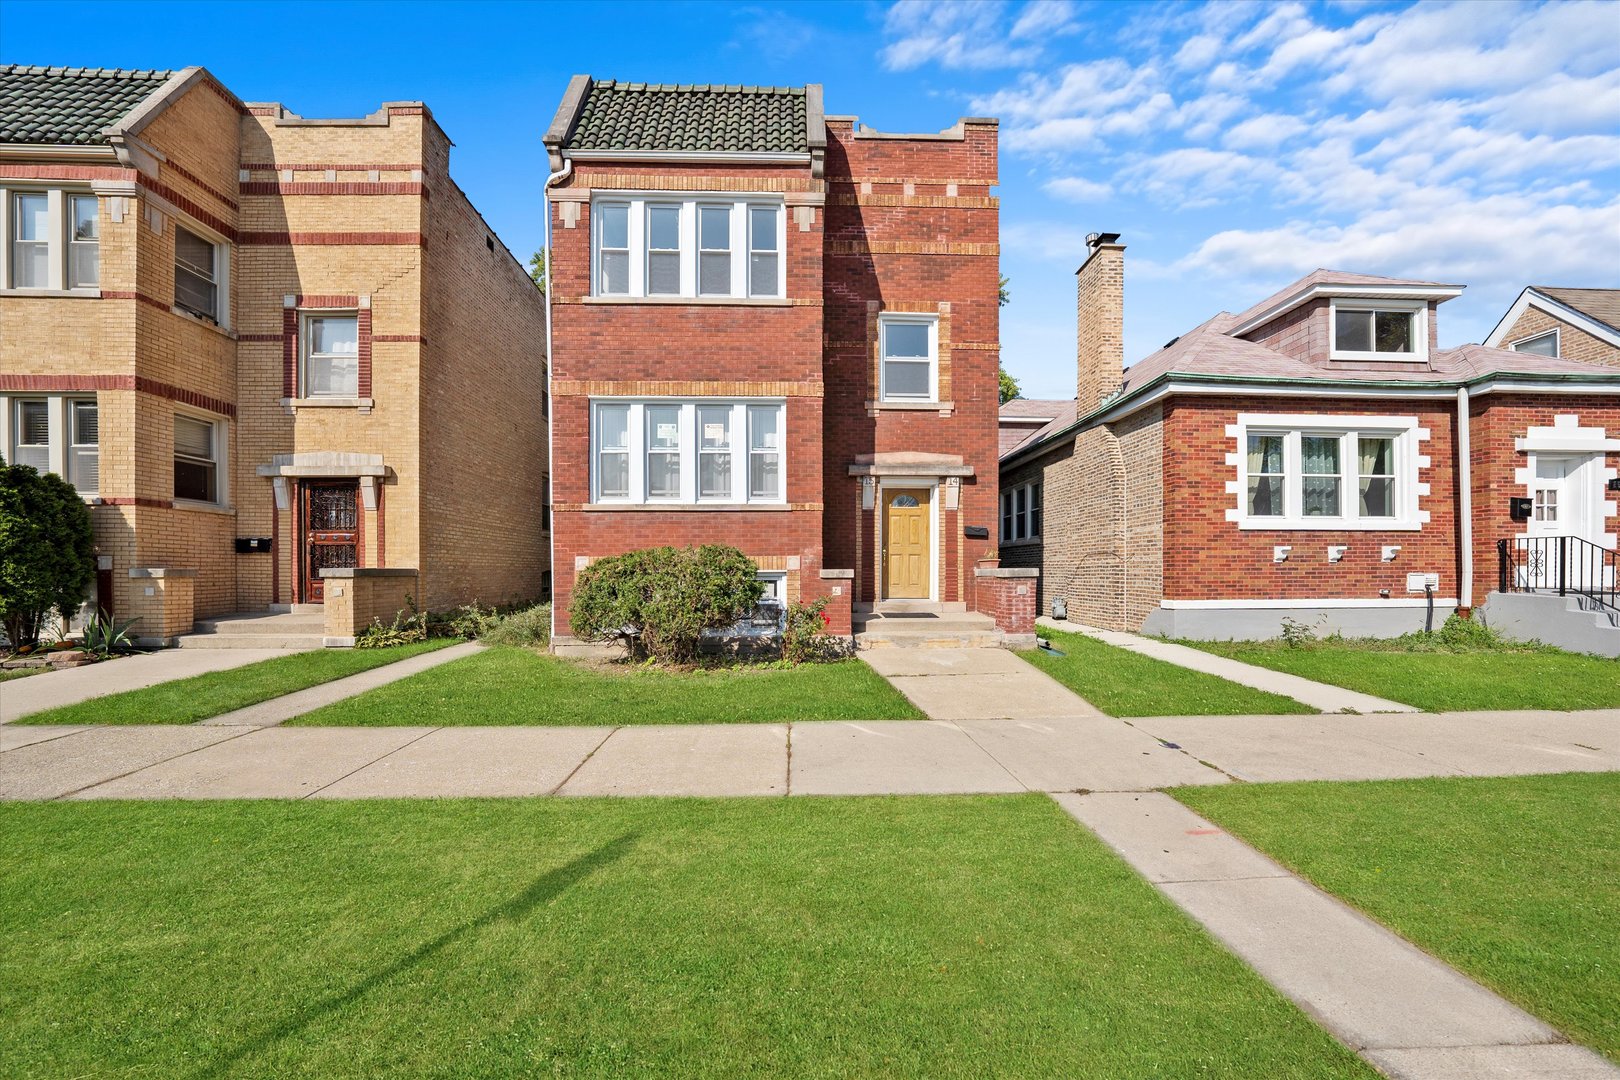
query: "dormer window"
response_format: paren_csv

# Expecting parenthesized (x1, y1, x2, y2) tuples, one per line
(1329, 299, 1427, 362)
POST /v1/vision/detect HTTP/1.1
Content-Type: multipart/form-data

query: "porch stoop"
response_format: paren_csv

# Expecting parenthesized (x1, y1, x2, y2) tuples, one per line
(854, 607, 1015, 650)
(1478, 590, 1620, 658)
(176, 610, 327, 651)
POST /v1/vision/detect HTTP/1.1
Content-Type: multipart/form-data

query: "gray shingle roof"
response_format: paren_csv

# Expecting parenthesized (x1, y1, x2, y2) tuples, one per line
(0, 65, 175, 145)
(1536, 287, 1620, 333)
(564, 80, 808, 153)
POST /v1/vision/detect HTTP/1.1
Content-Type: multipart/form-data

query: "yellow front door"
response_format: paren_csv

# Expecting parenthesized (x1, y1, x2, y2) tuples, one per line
(884, 488, 931, 599)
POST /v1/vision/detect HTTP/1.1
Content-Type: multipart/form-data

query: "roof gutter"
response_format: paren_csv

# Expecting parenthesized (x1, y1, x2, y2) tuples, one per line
(560, 149, 811, 165)
(1457, 385, 1473, 612)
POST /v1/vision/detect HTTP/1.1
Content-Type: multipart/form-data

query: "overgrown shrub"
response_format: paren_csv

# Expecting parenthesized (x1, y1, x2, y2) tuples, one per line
(444, 601, 503, 640)
(355, 606, 428, 648)
(780, 596, 850, 664)
(481, 602, 551, 647)
(1434, 612, 1503, 649)
(570, 545, 763, 665)
(0, 460, 95, 648)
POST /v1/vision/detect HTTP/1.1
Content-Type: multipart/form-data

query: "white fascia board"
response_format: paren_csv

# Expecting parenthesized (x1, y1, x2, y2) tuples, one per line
(1468, 378, 1620, 396)
(1160, 598, 1459, 609)
(563, 149, 811, 165)
(0, 144, 121, 162)
(1228, 283, 1465, 338)
(1485, 289, 1620, 350)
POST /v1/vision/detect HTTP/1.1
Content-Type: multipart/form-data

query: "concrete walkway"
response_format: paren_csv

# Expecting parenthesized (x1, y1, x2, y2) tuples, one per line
(1039, 617, 1418, 713)
(860, 646, 1105, 718)
(199, 641, 484, 726)
(1057, 791, 1620, 1080)
(1, 648, 305, 725)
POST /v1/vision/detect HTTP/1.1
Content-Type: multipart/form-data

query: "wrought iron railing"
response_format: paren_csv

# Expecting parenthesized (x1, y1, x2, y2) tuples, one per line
(1498, 535, 1619, 613)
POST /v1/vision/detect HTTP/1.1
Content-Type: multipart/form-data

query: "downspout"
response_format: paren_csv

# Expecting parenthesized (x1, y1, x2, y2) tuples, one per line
(1456, 385, 1473, 613)
(542, 157, 572, 642)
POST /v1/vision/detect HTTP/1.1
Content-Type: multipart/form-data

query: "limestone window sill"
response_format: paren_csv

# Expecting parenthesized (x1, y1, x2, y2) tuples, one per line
(281, 397, 375, 410)
(585, 502, 794, 512)
(172, 498, 236, 516)
(582, 295, 792, 307)
(171, 305, 237, 338)
(867, 400, 954, 413)
(0, 287, 100, 298)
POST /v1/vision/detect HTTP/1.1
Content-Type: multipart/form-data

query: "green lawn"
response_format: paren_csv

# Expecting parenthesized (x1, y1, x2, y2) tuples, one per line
(13, 640, 453, 725)
(1024, 625, 1315, 716)
(1176, 773, 1620, 1062)
(0, 795, 1375, 1079)
(1187, 640, 1620, 711)
(290, 646, 925, 726)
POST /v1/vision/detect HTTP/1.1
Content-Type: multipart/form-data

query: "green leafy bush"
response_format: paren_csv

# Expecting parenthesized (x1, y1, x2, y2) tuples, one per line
(82, 611, 140, 658)
(570, 545, 763, 665)
(355, 607, 428, 648)
(481, 602, 551, 647)
(780, 597, 850, 664)
(1, 460, 95, 648)
(443, 601, 502, 640)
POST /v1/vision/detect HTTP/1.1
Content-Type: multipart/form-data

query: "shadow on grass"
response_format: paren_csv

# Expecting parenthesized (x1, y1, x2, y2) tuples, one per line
(190, 832, 639, 1079)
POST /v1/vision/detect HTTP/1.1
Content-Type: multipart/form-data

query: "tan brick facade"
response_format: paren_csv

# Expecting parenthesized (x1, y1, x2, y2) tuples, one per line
(2, 71, 546, 641)
(1493, 305, 1620, 367)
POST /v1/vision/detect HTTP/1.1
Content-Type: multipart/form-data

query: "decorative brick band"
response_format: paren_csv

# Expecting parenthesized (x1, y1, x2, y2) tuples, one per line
(829, 194, 999, 209)
(98, 290, 173, 313)
(100, 496, 175, 509)
(239, 182, 427, 197)
(388, 106, 425, 116)
(372, 334, 425, 343)
(0, 164, 137, 182)
(282, 307, 297, 398)
(0, 374, 234, 417)
(138, 175, 237, 240)
(163, 157, 240, 210)
(554, 502, 824, 513)
(357, 307, 373, 398)
(828, 176, 996, 188)
(951, 341, 1001, 351)
(134, 377, 236, 418)
(552, 296, 821, 307)
(238, 333, 282, 343)
(827, 240, 998, 256)
(239, 231, 425, 246)
(241, 162, 423, 172)
(281, 296, 372, 399)
(552, 379, 823, 397)
(245, 106, 279, 116)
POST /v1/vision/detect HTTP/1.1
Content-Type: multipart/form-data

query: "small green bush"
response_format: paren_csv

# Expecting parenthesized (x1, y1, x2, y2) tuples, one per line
(1, 459, 95, 648)
(570, 545, 763, 665)
(355, 607, 428, 648)
(780, 597, 849, 664)
(1435, 612, 1503, 649)
(481, 602, 551, 647)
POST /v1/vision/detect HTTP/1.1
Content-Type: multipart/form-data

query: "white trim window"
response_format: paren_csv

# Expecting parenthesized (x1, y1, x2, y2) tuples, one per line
(300, 312, 360, 397)
(1329, 299, 1427, 362)
(173, 413, 221, 504)
(68, 194, 99, 288)
(591, 195, 783, 299)
(11, 192, 50, 288)
(1000, 481, 1041, 543)
(879, 314, 938, 402)
(68, 399, 99, 493)
(2, 395, 98, 494)
(10, 397, 50, 469)
(1510, 330, 1559, 357)
(591, 399, 785, 505)
(0, 189, 100, 291)
(174, 224, 224, 322)
(1234, 414, 1424, 530)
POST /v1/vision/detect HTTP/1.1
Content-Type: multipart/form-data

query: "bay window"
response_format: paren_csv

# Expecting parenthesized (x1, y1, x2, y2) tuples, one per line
(1236, 415, 1420, 529)
(591, 196, 783, 299)
(592, 400, 785, 504)
(2, 189, 100, 291)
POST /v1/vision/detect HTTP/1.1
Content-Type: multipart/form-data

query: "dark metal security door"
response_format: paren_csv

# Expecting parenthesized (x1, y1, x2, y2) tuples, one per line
(301, 481, 359, 602)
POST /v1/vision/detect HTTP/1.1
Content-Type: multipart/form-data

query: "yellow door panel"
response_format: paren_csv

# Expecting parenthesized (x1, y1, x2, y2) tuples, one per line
(883, 488, 931, 599)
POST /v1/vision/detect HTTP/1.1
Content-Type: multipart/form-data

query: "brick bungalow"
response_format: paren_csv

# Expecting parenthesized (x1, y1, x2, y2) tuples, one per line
(1000, 233, 1620, 646)
(0, 65, 548, 645)
(542, 78, 1027, 647)
(1485, 286, 1620, 367)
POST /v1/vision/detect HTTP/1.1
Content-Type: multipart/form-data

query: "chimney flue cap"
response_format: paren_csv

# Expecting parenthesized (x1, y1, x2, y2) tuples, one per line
(1085, 231, 1122, 250)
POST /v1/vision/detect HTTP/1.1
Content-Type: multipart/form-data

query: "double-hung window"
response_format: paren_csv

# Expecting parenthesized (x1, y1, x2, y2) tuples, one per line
(590, 196, 783, 299)
(999, 482, 1041, 543)
(68, 195, 99, 288)
(4, 190, 100, 290)
(173, 414, 219, 503)
(879, 315, 938, 402)
(1237, 415, 1418, 529)
(300, 313, 360, 398)
(592, 400, 785, 504)
(1330, 300, 1426, 361)
(68, 400, 99, 493)
(11, 193, 49, 288)
(11, 399, 50, 469)
(174, 225, 221, 321)
(5, 397, 97, 493)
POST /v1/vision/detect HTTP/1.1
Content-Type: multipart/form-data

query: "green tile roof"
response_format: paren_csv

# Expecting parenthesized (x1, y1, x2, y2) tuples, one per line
(565, 80, 808, 153)
(0, 65, 175, 146)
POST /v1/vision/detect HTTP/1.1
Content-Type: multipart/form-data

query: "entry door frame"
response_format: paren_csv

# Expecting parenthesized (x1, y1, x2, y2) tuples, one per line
(297, 478, 363, 603)
(876, 478, 939, 603)
(1518, 450, 1606, 589)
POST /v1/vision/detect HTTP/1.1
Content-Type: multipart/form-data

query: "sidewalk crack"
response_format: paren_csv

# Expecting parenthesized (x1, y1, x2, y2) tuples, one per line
(53, 725, 261, 801)
(302, 726, 443, 799)
(549, 727, 619, 795)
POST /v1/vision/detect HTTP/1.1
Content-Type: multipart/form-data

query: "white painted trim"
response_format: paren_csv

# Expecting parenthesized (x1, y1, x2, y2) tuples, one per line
(591, 193, 783, 300)
(564, 149, 811, 165)
(1508, 327, 1560, 357)
(1328, 297, 1430, 363)
(1485, 287, 1620, 350)
(589, 398, 786, 506)
(877, 313, 940, 404)
(1228, 282, 1463, 339)
(1160, 598, 1459, 609)
(1228, 413, 1426, 531)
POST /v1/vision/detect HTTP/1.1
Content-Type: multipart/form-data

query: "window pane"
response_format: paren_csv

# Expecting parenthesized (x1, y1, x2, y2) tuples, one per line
(174, 459, 215, 502)
(749, 406, 780, 499)
(647, 405, 680, 449)
(648, 453, 681, 497)
(1513, 332, 1558, 357)
(700, 452, 732, 498)
(72, 196, 98, 240)
(700, 252, 731, 295)
(598, 405, 630, 450)
(1358, 436, 1393, 476)
(174, 415, 213, 459)
(15, 194, 47, 240)
(72, 400, 98, 444)
(1375, 311, 1413, 353)
(174, 227, 215, 280)
(646, 405, 681, 498)
(884, 321, 930, 358)
(69, 445, 98, 492)
(69, 242, 98, 288)
(600, 251, 628, 295)
(598, 453, 629, 498)
(1301, 435, 1340, 475)
(700, 406, 732, 449)
(18, 400, 49, 445)
(1302, 477, 1341, 516)
(648, 206, 679, 251)
(1359, 476, 1394, 517)
(699, 206, 730, 250)
(748, 406, 778, 451)
(749, 453, 779, 499)
(699, 406, 732, 499)
(648, 251, 681, 294)
(884, 359, 931, 398)
(1335, 310, 1372, 352)
(597, 204, 628, 249)
(1246, 434, 1282, 474)
(1248, 475, 1284, 516)
(748, 252, 778, 296)
(310, 316, 358, 354)
(307, 355, 360, 397)
(749, 206, 778, 251)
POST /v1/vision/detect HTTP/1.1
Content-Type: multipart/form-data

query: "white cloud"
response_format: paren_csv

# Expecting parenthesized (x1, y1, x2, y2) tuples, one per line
(1044, 176, 1112, 202)
(881, 0, 1057, 71)
(1221, 112, 1308, 149)
(1001, 220, 1096, 261)
(1010, 0, 1079, 40)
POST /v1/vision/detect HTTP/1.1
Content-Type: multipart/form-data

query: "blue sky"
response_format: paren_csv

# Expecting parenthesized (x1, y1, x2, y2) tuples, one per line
(4, 0, 1616, 400)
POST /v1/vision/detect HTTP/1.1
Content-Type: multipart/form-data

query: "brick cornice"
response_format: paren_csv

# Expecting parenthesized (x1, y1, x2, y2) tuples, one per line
(560, 173, 822, 193)
(241, 162, 423, 172)
(239, 231, 425, 246)
(827, 240, 998, 257)
(239, 181, 427, 197)
(552, 379, 823, 397)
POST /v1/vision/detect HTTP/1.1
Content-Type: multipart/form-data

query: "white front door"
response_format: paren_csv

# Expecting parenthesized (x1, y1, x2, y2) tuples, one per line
(1519, 453, 1602, 588)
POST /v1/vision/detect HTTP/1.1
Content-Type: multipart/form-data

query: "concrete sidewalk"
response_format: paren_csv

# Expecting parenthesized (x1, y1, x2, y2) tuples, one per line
(1, 648, 305, 725)
(5, 708, 1615, 801)
(860, 647, 1105, 719)
(1039, 617, 1417, 713)
(1056, 791, 1620, 1080)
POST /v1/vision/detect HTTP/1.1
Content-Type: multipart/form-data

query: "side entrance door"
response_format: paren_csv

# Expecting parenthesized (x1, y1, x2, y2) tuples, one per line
(301, 480, 359, 602)
(1520, 454, 1599, 589)
(883, 488, 931, 600)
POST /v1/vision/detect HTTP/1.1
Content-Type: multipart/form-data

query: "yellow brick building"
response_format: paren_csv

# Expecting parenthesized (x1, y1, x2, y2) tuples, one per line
(0, 65, 548, 643)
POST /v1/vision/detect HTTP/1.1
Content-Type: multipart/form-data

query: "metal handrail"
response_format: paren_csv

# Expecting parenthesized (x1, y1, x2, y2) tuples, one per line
(1498, 535, 1620, 613)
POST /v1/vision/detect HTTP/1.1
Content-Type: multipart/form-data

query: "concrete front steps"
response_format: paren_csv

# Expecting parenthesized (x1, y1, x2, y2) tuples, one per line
(177, 609, 326, 650)
(854, 606, 1008, 650)
(1478, 589, 1620, 657)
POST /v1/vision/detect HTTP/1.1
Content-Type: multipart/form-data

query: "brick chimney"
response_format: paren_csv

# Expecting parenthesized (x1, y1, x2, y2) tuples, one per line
(1076, 232, 1125, 410)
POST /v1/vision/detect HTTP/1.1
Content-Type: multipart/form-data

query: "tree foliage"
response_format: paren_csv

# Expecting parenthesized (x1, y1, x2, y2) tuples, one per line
(570, 545, 764, 665)
(528, 248, 547, 293)
(0, 460, 95, 648)
(998, 369, 1021, 404)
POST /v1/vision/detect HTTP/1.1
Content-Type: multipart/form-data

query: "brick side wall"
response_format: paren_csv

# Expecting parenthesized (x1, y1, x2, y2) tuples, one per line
(1495, 307, 1620, 367)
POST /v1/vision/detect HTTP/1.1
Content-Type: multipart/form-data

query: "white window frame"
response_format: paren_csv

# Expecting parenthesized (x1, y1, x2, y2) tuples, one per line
(999, 481, 1041, 543)
(878, 314, 940, 403)
(589, 399, 786, 506)
(644, 203, 684, 296)
(298, 310, 362, 399)
(1232, 413, 1424, 531)
(1328, 298, 1428, 362)
(67, 193, 99, 289)
(1510, 329, 1559, 357)
(0, 187, 100, 293)
(0, 394, 99, 496)
(172, 408, 229, 508)
(172, 219, 231, 328)
(589, 194, 784, 300)
(67, 397, 99, 495)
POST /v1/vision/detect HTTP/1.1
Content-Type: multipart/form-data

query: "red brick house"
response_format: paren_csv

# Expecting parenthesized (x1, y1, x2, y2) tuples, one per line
(542, 79, 1025, 648)
(1001, 235, 1620, 653)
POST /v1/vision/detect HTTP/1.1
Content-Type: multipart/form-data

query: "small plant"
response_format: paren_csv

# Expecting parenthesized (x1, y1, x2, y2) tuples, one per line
(355, 604, 428, 648)
(81, 611, 140, 658)
(780, 596, 850, 665)
(1435, 612, 1503, 650)
(445, 601, 502, 640)
(481, 602, 551, 648)
(1277, 616, 1317, 648)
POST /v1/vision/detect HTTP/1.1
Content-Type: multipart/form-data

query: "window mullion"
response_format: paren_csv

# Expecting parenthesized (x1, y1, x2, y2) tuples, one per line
(733, 403, 747, 502)
(679, 403, 695, 503)
(681, 202, 695, 298)
(628, 403, 645, 502)
(1286, 431, 1302, 520)
(731, 203, 745, 299)
(46, 189, 65, 290)
(628, 199, 645, 297)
